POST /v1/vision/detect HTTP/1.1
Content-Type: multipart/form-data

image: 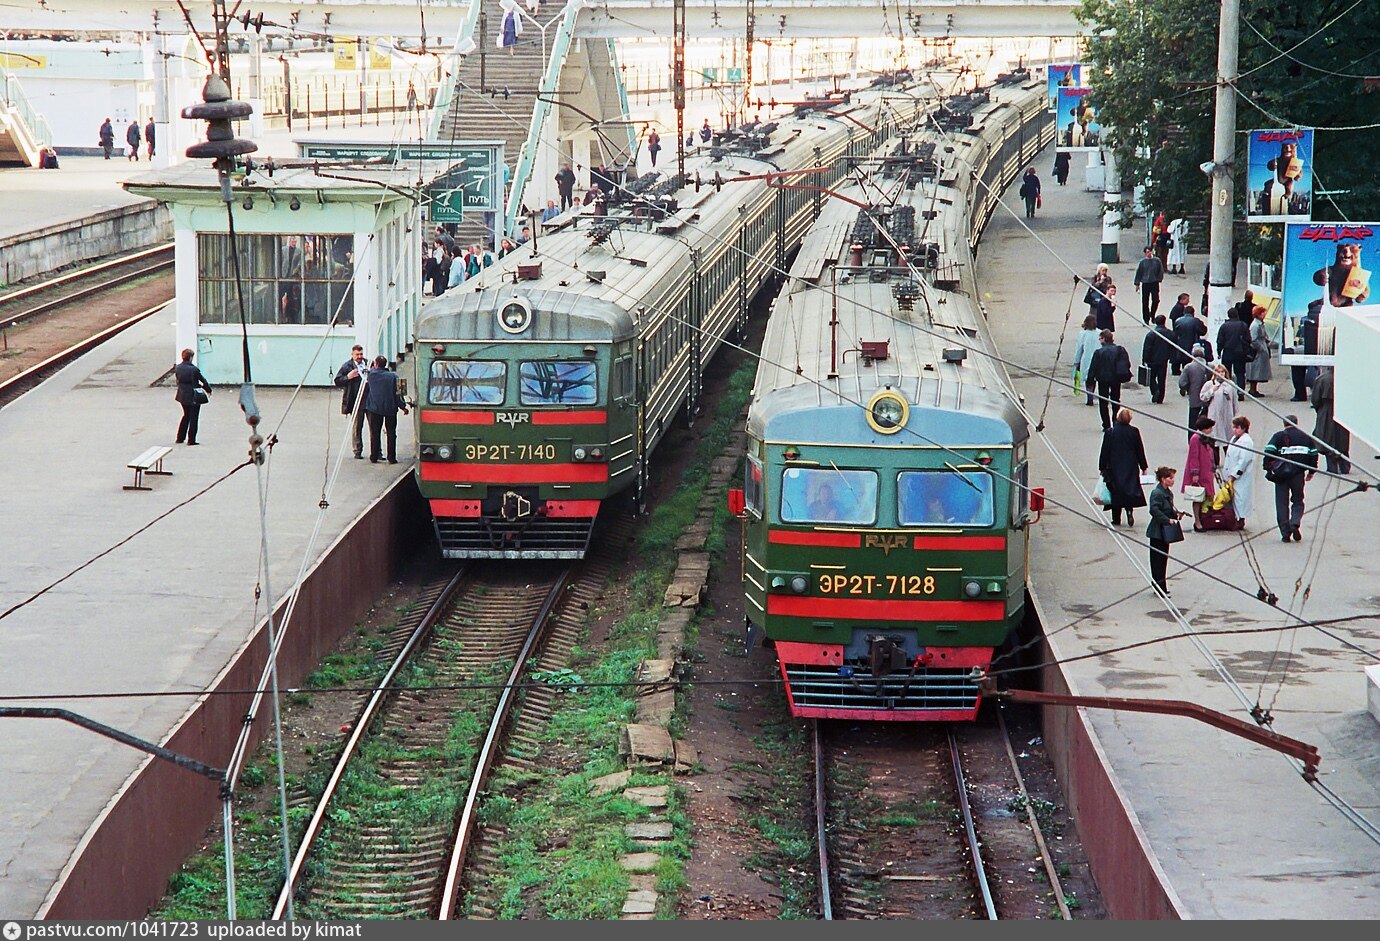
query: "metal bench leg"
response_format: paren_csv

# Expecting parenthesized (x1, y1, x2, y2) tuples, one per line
(146, 458, 172, 477)
(124, 469, 151, 491)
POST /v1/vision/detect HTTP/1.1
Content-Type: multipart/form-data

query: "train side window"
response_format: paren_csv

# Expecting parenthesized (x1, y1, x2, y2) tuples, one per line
(897, 470, 994, 527)
(519, 360, 598, 406)
(1012, 459, 1029, 524)
(428, 360, 505, 405)
(614, 355, 633, 400)
(744, 456, 764, 517)
(780, 467, 877, 526)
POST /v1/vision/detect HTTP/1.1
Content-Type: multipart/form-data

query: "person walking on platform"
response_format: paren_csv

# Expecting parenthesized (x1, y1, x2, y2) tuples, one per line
(99, 118, 114, 160)
(1183, 416, 1218, 531)
(125, 119, 141, 162)
(1170, 296, 1204, 376)
(555, 163, 577, 211)
(700, 118, 713, 146)
(1199, 364, 1237, 459)
(1245, 305, 1272, 396)
(1263, 414, 1318, 542)
(1310, 366, 1351, 475)
(1290, 298, 1320, 401)
(144, 118, 155, 160)
(1133, 246, 1165, 325)
(364, 356, 409, 464)
(1147, 466, 1186, 597)
(1217, 307, 1252, 401)
(1167, 217, 1188, 274)
(1223, 415, 1257, 529)
(1141, 314, 1174, 404)
(1086, 263, 1113, 320)
(1094, 284, 1117, 333)
(1179, 345, 1211, 437)
(1099, 407, 1148, 527)
(1019, 166, 1041, 218)
(647, 128, 661, 167)
(1053, 150, 1071, 186)
(1072, 313, 1099, 406)
(174, 348, 211, 446)
(334, 345, 370, 459)
(406, 81, 418, 112)
(1088, 329, 1132, 432)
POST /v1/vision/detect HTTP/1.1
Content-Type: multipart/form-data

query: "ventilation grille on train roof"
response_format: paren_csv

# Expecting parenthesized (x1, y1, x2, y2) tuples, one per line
(434, 516, 596, 560)
(783, 664, 979, 712)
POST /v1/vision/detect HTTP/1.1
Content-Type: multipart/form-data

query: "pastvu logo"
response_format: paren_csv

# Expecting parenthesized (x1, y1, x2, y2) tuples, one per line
(4, 921, 22, 941)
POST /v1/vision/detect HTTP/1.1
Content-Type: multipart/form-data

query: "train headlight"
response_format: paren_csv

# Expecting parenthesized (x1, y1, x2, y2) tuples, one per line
(574, 446, 588, 461)
(590, 447, 604, 461)
(866, 390, 909, 434)
(789, 575, 809, 594)
(963, 579, 983, 599)
(437, 445, 453, 460)
(497, 297, 533, 334)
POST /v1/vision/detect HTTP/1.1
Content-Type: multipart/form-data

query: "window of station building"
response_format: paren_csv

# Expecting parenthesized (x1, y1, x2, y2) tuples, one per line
(428, 360, 506, 405)
(519, 360, 598, 406)
(780, 467, 877, 526)
(198, 234, 354, 326)
(744, 455, 764, 517)
(897, 469, 994, 528)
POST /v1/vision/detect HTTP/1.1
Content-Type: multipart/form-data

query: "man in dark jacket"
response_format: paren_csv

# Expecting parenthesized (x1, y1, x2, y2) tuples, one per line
(333, 344, 369, 459)
(1217, 308, 1252, 401)
(1310, 367, 1350, 474)
(125, 119, 141, 161)
(1178, 345, 1211, 437)
(1263, 415, 1319, 542)
(1290, 298, 1320, 401)
(1088, 329, 1132, 431)
(363, 356, 409, 464)
(1094, 284, 1117, 332)
(555, 163, 577, 211)
(174, 348, 212, 445)
(1171, 300, 1207, 378)
(99, 118, 114, 159)
(1019, 167, 1041, 218)
(144, 118, 155, 160)
(1141, 314, 1174, 403)
(1133, 246, 1165, 324)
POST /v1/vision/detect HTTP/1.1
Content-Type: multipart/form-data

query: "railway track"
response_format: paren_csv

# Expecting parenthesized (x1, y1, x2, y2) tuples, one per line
(0, 244, 173, 331)
(814, 713, 1071, 920)
(272, 521, 623, 919)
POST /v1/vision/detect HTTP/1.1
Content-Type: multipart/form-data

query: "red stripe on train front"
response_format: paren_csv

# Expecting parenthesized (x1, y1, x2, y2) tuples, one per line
(531, 410, 606, 425)
(768, 530, 861, 548)
(421, 410, 494, 424)
(910, 536, 1007, 550)
(765, 596, 1004, 620)
(429, 498, 600, 519)
(420, 462, 609, 484)
(774, 642, 993, 668)
(430, 499, 482, 517)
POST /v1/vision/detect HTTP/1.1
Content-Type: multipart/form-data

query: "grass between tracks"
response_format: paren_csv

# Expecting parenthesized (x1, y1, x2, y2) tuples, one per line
(469, 361, 754, 919)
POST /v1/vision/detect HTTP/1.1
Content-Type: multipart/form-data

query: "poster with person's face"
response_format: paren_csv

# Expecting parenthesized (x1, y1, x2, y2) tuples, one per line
(1281, 222, 1380, 360)
(1247, 128, 1314, 222)
(1047, 63, 1081, 109)
(1055, 86, 1099, 152)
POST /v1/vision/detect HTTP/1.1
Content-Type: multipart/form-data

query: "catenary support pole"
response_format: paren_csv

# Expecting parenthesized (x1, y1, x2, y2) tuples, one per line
(1206, 0, 1240, 340)
(1101, 143, 1121, 263)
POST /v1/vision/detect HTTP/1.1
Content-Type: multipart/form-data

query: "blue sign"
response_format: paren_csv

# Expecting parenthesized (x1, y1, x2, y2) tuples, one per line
(1246, 128, 1314, 222)
(1055, 86, 1100, 151)
(1282, 222, 1380, 358)
(1047, 63, 1081, 109)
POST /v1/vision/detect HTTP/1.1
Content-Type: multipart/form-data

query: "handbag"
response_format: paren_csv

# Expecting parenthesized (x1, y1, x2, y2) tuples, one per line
(1036, 195, 1043, 208)
(193, 387, 210, 405)
(1160, 519, 1185, 544)
(1181, 484, 1206, 503)
(1083, 287, 1096, 306)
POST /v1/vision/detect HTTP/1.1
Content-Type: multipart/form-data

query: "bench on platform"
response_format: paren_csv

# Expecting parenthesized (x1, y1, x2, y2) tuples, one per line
(125, 446, 174, 491)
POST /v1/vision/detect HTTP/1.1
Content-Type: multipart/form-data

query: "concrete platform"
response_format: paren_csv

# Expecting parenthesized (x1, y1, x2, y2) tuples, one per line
(0, 304, 419, 917)
(979, 151, 1380, 917)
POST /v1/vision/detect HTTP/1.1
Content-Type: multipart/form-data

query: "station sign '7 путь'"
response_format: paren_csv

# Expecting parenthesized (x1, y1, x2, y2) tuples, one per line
(293, 140, 504, 221)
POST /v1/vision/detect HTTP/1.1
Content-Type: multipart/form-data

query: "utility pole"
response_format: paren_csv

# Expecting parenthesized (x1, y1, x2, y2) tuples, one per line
(673, 0, 686, 181)
(1206, 0, 1240, 340)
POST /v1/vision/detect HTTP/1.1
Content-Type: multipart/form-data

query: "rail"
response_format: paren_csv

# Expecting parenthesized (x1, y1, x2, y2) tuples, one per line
(504, 2, 578, 233)
(0, 245, 174, 332)
(948, 728, 998, 920)
(0, 303, 165, 408)
(812, 721, 833, 921)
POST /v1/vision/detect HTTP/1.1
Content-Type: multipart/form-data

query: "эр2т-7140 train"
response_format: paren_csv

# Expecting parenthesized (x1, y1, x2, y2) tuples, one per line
(410, 74, 927, 558)
(734, 75, 1052, 720)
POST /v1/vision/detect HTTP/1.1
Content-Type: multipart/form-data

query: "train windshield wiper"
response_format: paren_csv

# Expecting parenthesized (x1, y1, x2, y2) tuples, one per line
(944, 461, 983, 493)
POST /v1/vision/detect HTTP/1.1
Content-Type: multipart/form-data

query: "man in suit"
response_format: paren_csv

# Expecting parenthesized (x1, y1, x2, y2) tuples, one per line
(364, 356, 409, 464)
(555, 163, 577, 211)
(334, 345, 369, 459)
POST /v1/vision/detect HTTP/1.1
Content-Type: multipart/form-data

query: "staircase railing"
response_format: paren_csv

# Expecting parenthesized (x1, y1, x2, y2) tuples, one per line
(504, 3, 578, 232)
(427, 0, 485, 141)
(609, 40, 637, 161)
(1, 70, 53, 163)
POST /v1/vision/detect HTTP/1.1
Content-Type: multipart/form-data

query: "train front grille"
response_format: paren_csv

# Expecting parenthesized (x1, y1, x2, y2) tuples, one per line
(783, 663, 980, 713)
(434, 516, 596, 559)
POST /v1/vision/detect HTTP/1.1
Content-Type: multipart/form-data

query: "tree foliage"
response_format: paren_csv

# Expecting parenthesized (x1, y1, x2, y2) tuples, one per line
(1077, 0, 1380, 262)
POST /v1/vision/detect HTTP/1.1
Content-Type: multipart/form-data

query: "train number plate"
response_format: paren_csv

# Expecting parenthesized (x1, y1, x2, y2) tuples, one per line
(463, 443, 558, 461)
(817, 574, 936, 596)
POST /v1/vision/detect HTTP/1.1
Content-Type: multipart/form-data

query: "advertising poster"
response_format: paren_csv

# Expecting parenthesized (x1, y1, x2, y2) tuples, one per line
(1247, 128, 1314, 222)
(1281, 222, 1380, 361)
(1055, 87, 1100, 151)
(1047, 63, 1081, 109)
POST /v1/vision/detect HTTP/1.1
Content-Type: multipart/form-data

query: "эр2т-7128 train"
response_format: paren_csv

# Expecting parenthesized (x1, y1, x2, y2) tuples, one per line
(733, 75, 1052, 720)
(410, 74, 927, 558)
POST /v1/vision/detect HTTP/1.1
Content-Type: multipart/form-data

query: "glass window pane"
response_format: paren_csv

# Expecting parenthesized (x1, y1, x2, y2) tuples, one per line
(897, 470, 994, 527)
(744, 456, 763, 515)
(780, 467, 877, 525)
(519, 361, 598, 405)
(429, 361, 506, 405)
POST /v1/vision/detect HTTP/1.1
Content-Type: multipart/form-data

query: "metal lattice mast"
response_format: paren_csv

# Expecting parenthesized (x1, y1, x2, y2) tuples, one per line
(674, 0, 686, 181)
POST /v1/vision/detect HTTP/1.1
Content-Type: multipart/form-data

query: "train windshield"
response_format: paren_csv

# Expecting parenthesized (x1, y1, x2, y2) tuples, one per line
(428, 360, 506, 405)
(520, 361, 598, 405)
(780, 467, 877, 525)
(897, 470, 994, 527)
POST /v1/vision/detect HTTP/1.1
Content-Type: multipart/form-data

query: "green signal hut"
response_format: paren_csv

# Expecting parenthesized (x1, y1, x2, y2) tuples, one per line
(123, 160, 448, 385)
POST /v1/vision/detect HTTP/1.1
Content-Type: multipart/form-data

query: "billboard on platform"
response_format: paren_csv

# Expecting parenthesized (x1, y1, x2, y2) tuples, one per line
(1281, 222, 1380, 361)
(1047, 63, 1081, 109)
(1247, 128, 1314, 222)
(1055, 86, 1100, 151)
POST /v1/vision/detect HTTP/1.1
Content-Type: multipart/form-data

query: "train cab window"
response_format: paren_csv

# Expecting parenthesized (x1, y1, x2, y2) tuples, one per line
(1011, 457, 1029, 524)
(520, 360, 598, 406)
(780, 467, 877, 526)
(744, 456, 764, 517)
(428, 360, 505, 405)
(897, 470, 994, 527)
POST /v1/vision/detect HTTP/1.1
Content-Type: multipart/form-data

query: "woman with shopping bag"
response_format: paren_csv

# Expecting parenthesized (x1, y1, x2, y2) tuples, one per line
(1182, 416, 1217, 531)
(1098, 407, 1149, 527)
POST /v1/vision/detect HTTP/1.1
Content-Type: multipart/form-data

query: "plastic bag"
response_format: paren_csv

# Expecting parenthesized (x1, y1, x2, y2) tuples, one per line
(1210, 478, 1234, 511)
(1073, 369, 1083, 396)
(1093, 478, 1111, 507)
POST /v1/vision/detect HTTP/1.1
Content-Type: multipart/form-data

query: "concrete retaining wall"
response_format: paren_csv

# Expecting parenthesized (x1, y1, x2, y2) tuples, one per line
(40, 476, 431, 919)
(1026, 587, 1185, 920)
(1, 201, 172, 286)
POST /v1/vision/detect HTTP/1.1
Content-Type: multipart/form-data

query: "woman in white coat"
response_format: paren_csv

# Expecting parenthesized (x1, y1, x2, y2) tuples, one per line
(1167, 218, 1188, 274)
(1072, 313, 1099, 406)
(1199, 363, 1238, 462)
(1222, 414, 1255, 529)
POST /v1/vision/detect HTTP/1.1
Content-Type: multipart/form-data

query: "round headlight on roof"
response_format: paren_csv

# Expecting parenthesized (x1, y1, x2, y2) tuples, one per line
(866, 389, 909, 434)
(497, 297, 533, 334)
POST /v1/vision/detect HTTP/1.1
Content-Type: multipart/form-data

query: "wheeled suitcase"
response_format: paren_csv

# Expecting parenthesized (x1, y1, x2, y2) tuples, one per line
(1193, 499, 1241, 532)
